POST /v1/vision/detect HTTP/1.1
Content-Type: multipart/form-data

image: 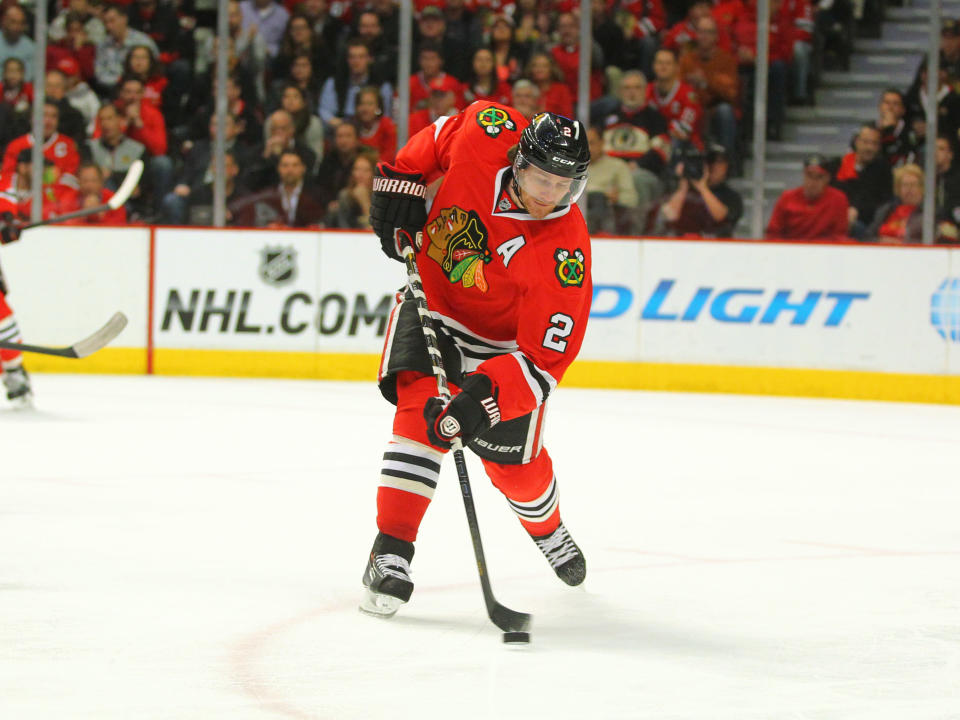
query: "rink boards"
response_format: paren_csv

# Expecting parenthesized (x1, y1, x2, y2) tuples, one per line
(3, 226, 960, 404)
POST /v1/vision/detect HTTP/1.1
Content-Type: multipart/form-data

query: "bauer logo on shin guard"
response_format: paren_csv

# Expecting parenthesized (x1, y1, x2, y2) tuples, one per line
(438, 415, 462, 438)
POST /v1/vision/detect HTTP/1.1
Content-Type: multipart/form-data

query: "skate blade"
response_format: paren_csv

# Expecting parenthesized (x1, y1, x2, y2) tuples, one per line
(9, 393, 34, 410)
(359, 588, 405, 618)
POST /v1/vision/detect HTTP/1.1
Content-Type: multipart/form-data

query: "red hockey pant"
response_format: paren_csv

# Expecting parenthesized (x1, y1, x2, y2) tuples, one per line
(377, 372, 561, 543)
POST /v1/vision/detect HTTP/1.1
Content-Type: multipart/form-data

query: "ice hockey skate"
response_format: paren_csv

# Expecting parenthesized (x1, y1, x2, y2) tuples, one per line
(3, 365, 33, 409)
(533, 522, 585, 586)
(360, 532, 415, 618)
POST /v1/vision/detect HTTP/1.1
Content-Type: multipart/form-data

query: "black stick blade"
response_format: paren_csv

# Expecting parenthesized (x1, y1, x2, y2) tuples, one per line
(490, 602, 532, 634)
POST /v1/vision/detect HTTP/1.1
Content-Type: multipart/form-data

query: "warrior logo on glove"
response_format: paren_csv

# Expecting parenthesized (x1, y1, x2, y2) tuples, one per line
(371, 177, 428, 197)
(426, 206, 493, 293)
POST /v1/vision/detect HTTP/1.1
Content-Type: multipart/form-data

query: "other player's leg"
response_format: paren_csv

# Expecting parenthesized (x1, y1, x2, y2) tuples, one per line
(477, 434, 586, 586)
(0, 293, 33, 409)
(361, 372, 446, 617)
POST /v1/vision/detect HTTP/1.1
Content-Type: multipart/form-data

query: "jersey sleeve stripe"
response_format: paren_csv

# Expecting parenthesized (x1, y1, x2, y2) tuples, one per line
(511, 351, 556, 405)
(433, 115, 451, 141)
(521, 406, 540, 464)
(433, 311, 520, 349)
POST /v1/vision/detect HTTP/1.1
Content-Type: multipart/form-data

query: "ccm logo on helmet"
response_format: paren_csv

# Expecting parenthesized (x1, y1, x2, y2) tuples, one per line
(551, 156, 576, 165)
(372, 178, 427, 197)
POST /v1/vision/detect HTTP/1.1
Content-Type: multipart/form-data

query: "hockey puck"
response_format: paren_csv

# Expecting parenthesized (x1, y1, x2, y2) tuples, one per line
(502, 631, 530, 644)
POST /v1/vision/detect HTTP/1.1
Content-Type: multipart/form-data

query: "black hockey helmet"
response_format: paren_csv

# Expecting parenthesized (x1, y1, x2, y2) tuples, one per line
(513, 112, 590, 207)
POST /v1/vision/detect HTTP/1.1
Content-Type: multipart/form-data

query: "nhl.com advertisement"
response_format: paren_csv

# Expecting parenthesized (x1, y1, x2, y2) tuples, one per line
(153, 230, 401, 353)
(152, 230, 960, 375)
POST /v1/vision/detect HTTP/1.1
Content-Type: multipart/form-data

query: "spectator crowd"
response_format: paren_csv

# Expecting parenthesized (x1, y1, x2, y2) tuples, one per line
(0, 0, 919, 240)
(766, 19, 960, 245)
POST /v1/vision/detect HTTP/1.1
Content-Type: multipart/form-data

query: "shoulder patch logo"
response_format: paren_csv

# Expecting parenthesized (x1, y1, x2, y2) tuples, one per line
(554, 248, 585, 288)
(426, 205, 493, 292)
(476, 106, 517, 137)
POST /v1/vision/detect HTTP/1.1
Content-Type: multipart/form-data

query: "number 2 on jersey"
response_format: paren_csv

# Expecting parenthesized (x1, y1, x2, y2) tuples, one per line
(542, 313, 574, 352)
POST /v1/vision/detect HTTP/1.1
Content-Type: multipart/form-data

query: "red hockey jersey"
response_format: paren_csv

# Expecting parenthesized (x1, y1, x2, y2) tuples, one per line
(383, 102, 592, 421)
(1, 132, 80, 179)
(646, 80, 703, 146)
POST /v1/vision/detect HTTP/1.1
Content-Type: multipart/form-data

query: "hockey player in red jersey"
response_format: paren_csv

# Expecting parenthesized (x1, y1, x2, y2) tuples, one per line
(361, 105, 591, 617)
(0, 211, 32, 408)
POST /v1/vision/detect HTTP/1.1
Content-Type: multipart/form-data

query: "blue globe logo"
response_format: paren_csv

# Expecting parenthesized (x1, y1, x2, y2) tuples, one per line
(931, 278, 960, 342)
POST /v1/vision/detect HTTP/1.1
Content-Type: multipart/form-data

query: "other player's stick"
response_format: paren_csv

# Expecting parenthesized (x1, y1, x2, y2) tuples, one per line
(20, 160, 144, 230)
(0, 312, 128, 358)
(397, 229, 532, 636)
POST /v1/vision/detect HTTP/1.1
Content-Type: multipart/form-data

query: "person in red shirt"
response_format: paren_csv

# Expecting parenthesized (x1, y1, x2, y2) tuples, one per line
(464, 47, 512, 106)
(408, 80, 459, 136)
(647, 47, 703, 149)
(523, 51, 573, 118)
(766, 155, 850, 241)
(727, 0, 792, 140)
(613, 0, 666, 77)
(784, 0, 813, 104)
(409, 42, 465, 112)
(45, 11, 98, 82)
(122, 44, 168, 113)
(662, 1, 729, 53)
(69, 162, 127, 224)
(0, 148, 80, 221)
(355, 85, 397, 162)
(100, 74, 173, 214)
(865, 164, 924, 244)
(111, 75, 168, 157)
(549, 12, 604, 102)
(1, 101, 80, 179)
(362, 107, 591, 616)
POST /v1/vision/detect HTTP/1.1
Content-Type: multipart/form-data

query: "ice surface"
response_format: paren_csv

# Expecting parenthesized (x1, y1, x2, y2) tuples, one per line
(2, 375, 960, 720)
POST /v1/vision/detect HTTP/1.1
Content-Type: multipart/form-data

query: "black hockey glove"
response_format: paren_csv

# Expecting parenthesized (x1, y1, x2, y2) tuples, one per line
(0, 212, 21, 245)
(423, 373, 502, 450)
(370, 164, 427, 261)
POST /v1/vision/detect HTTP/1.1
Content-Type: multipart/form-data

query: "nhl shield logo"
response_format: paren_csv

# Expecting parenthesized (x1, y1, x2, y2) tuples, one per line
(259, 245, 298, 286)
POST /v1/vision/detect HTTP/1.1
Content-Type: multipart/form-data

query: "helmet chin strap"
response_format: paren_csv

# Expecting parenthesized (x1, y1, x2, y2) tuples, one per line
(509, 169, 529, 211)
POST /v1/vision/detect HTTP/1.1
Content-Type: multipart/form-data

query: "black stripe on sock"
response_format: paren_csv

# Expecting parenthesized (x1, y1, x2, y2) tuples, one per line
(381, 468, 438, 489)
(383, 451, 441, 473)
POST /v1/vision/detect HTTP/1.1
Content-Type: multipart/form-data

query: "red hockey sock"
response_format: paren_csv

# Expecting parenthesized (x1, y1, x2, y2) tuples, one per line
(483, 449, 562, 537)
(377, 486, 431, 543)
(0, 293, 23, 365)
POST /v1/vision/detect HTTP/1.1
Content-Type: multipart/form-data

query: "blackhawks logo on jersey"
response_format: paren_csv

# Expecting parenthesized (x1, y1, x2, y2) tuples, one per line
(426, 205, 492, 292)
(476, 106, 516, 137)
(554, 248, 585, 288)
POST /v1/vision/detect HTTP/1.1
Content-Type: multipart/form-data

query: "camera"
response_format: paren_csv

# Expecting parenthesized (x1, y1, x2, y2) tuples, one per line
(682, 150, 705, 180)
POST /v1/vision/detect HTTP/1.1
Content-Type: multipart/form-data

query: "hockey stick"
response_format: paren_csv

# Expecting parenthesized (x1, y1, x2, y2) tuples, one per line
(398, 230, 532, 635)
(20, 160, 144, 230)
(0, 312, 128, 358)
